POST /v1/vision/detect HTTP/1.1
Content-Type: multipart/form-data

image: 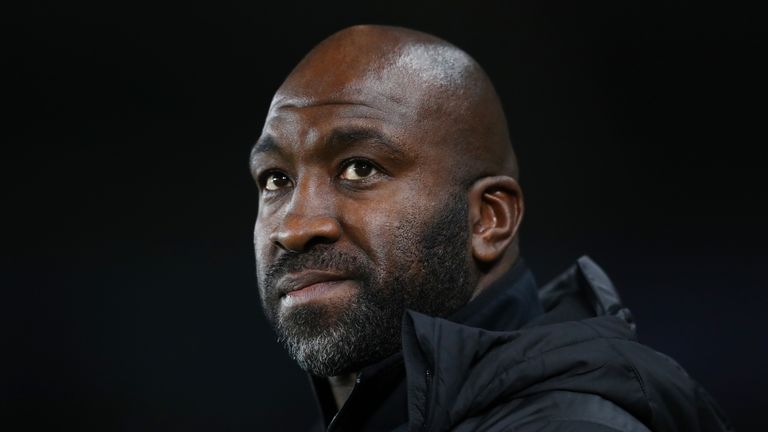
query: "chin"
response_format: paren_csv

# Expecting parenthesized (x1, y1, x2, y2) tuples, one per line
(278, 297, 353, 331)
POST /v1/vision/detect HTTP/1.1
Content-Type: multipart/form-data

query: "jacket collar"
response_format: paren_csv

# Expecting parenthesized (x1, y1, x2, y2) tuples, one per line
(399, 256, 640, 431)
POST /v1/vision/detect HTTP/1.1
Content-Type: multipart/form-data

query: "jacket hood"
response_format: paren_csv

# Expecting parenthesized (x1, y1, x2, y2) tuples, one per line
(401, 256, 731, 432)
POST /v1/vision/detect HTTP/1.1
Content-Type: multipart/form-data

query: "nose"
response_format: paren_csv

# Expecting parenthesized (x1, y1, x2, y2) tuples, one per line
(268, 189, 342, 252)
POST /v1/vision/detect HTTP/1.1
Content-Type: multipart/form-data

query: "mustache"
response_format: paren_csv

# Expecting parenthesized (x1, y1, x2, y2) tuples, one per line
(263, 245, 373, 290)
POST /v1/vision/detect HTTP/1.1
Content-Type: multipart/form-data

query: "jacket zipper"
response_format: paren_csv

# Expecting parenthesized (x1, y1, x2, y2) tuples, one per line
(327, 375, 362, 431)
(421, 368, 433, 431)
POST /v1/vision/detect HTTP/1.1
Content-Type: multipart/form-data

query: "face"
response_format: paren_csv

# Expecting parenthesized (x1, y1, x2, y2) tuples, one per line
(251, 81, 478, 376)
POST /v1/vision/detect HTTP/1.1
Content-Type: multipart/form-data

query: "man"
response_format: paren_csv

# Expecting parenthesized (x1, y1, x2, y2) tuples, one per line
(250, 25, 731, 431)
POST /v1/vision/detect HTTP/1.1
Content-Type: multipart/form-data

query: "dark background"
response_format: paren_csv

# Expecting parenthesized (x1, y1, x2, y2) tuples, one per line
(4, 0, 766, 430)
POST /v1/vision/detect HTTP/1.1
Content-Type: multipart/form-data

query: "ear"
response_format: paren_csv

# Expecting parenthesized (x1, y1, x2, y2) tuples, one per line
(468, 176, 524, 263)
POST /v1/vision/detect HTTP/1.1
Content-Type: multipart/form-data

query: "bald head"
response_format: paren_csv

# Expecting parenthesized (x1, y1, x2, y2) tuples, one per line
(271, 25, 518, 183)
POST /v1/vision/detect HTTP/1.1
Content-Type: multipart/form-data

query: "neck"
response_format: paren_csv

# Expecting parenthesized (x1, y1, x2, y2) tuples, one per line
(471, 251, 519, 300)
(328, 373, 357, 410)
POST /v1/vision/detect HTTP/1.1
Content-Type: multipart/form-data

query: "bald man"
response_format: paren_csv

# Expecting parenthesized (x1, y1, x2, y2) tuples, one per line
(250, 25, 731, 432)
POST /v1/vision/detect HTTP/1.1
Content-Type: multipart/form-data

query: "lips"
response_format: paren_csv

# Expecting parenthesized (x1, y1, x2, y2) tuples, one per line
(277, 270, 350, 296)
(275, 270, 359, 307)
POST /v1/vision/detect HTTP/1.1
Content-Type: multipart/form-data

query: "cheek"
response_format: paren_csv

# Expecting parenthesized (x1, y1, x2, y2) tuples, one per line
(342, 194, 432, 270)
(253, 218, 274, 273)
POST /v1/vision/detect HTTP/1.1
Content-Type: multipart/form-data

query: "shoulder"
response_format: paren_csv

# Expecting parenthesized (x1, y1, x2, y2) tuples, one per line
(453, 390, 651, 432)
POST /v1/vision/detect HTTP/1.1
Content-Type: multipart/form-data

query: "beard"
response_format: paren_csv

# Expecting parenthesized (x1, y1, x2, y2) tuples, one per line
(257, 193, 475, 377)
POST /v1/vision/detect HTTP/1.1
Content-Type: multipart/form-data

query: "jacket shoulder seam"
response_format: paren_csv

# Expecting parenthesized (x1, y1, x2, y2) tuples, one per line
(579, 320, 652, 412)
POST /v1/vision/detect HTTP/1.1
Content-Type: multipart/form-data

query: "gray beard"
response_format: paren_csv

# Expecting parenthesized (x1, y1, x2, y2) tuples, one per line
(276, 294, 401, 377)
(261, 194, 474, 377)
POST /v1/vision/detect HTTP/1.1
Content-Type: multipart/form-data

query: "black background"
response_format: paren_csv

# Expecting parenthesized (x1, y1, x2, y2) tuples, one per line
(5, 0, 766, 430)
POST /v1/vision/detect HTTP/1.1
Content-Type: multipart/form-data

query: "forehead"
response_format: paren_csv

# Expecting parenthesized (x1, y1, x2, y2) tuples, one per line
(258, 90, 422, 157)
(254, 45, 466, 164)
(263, 45, 443, 134)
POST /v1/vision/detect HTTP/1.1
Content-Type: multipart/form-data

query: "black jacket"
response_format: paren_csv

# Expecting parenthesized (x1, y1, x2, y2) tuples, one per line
(310, 257, 732, 431)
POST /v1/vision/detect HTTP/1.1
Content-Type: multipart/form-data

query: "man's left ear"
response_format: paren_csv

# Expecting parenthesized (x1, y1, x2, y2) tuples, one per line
(468, 176, 524, 263)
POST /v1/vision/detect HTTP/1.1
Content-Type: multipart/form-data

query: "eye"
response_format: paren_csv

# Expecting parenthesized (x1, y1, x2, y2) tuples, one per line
(340, 160, 378, 181)
(263, 172, 293, 191)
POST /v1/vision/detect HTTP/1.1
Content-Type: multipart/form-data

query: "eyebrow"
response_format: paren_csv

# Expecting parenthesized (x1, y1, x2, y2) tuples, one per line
(325, 127, 405, 160)
(250, 126, 405, 161)
(251, 135, 281, 156)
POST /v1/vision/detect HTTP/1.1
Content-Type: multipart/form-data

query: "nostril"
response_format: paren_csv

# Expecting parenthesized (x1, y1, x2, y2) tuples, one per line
(270, 213, 342, 252)
(302, 235, 337, 250)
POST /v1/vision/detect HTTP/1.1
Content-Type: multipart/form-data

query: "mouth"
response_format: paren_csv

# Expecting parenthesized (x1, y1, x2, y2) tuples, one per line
(277, 270, 359, 307)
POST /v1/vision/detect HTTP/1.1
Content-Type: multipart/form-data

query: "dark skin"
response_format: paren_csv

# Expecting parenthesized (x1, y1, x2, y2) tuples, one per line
(251, 25, 523, 409)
